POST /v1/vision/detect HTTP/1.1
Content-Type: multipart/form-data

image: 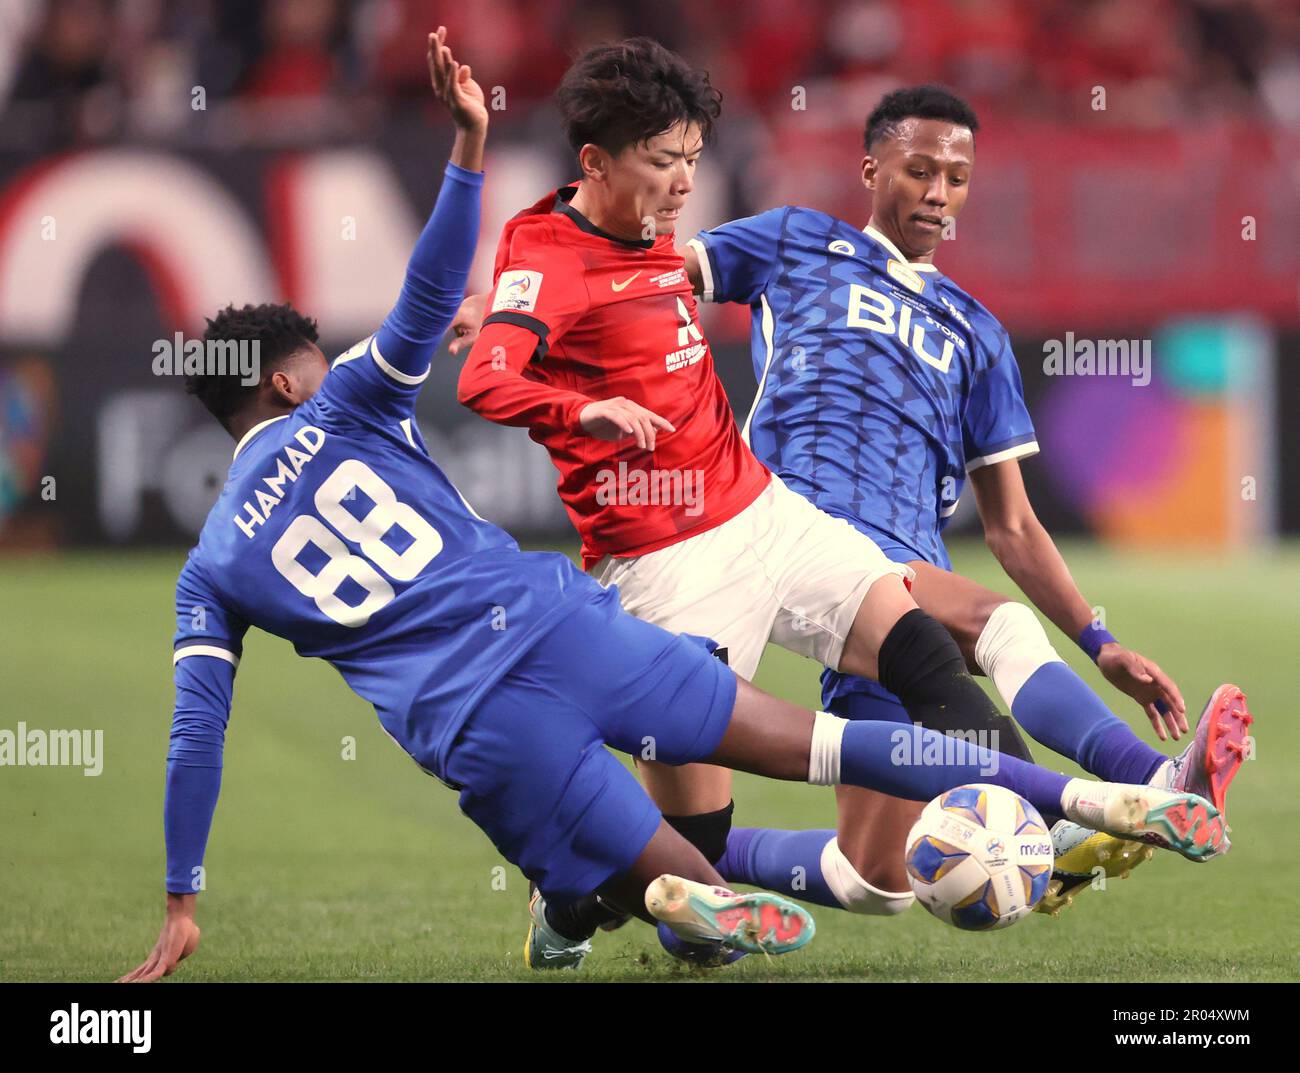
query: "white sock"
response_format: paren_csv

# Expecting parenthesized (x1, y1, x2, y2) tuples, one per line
(820, 838, 915, 916)
(973, 602, 1065, 707)
(1060, 777, 1117, 829)
(808, 711, 847, 786)
(1149, 758, 1175, 789)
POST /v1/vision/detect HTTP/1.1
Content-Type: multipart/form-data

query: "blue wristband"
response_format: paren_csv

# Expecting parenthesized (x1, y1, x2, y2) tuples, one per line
(1078, 622, 1117, 662)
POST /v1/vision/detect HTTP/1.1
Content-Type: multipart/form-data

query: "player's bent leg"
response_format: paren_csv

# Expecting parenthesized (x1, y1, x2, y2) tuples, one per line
(854, 569, 1160, 912)
(904, 559, 1010, 672)
(596, 822, 815, 958)
(497, 592, 809, 964)
(441, 611, 731, 971)
(717, 804, 917, 916)
(705, 677, 1227, 862)
(834, 573, 917, 682)
(906, 560, 1170, 787)
(831, 786, 918, 906)
(637, 760, 734, 861)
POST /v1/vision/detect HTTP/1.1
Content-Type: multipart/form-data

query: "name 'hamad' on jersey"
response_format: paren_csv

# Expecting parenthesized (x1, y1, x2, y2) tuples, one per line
(688, 206, 1038, 568)
(172, 334, 607, 777)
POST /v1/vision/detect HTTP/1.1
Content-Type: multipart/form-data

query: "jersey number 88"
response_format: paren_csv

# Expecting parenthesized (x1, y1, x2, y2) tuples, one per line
(271, 459, 443, 627)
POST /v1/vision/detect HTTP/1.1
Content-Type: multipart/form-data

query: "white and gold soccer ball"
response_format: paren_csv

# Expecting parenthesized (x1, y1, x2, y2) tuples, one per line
(904, 784, 1054, 931)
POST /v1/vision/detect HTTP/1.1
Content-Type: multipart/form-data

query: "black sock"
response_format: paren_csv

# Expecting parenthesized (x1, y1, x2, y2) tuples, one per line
(544, 893, 620, 942)
(664, 800, 734, 866)
(543, 804, 736, 941)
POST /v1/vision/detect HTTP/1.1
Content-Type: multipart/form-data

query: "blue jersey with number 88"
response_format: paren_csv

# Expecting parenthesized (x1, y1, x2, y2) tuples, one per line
(172, 332, 608, 779)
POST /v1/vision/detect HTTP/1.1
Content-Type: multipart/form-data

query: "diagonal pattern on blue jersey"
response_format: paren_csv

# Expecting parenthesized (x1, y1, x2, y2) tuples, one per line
(163, 163, 609, 893)
(690, 206, 1038, 570)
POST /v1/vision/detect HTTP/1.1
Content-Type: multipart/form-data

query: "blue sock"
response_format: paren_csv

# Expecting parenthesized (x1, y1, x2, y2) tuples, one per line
(838, 721, 1071, 820)
(717, 827, 841, 909)
(1010, 663, 1165, 784)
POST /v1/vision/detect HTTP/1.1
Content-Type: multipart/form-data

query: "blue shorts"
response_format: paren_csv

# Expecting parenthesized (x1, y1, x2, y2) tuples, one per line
(821, 526, 934, 722)
(443, 591, 737, 904)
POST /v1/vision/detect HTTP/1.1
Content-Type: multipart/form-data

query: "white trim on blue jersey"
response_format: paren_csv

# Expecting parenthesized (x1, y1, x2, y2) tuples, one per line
(739, 293, 777, 445)
(861, 225, 940, 272)
(369, 335, 430, 386)
(686, 237, 716, 302)
(173, 645, 240, 667)
(966, 440, 1041, 472)
(231, 415, 290, 461)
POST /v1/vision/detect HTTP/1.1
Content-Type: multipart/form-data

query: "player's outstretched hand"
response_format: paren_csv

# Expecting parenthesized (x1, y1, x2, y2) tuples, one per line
(117, 895, 200, 983)
(427, 26, 487, 134)
(580, 397, 676, 451)
(1097, 644, 1188, 742)
(448, 291, 488, 355)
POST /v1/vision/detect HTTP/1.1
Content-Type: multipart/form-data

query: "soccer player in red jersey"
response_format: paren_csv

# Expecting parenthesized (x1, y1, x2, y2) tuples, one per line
(457, 39, 1065, 961)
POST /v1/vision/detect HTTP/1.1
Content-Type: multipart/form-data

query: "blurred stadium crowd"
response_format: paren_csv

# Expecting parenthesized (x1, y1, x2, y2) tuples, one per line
(1, 1, 1295, 551)
(3, 0, 1299, 150)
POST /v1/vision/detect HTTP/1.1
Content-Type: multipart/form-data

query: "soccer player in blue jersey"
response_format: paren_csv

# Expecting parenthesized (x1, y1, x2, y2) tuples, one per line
(680, 85, 1253, 918)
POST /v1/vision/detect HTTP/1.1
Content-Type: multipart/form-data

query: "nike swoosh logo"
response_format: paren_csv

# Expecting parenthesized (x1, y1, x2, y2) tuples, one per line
(611, 272, 642, 292)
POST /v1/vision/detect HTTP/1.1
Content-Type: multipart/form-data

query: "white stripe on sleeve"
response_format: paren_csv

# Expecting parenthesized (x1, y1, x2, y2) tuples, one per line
(173, 645, 240, 668)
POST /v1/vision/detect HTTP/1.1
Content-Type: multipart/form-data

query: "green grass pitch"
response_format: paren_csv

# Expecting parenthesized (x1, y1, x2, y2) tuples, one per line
(2, 542, 1297, 982)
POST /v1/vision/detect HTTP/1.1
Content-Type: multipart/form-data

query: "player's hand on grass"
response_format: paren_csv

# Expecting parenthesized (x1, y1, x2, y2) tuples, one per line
(1097, 644, 1188, 742)
(580, 397, 675, 451)
(428, 26, 487, 134)
(448, 291, 488, 355)
(117, 894, 200, 983)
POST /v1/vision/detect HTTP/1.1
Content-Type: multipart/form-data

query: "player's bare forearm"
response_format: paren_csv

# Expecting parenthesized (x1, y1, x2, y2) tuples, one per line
(450, 127, 486, 173)
(970, 459, 1092, 637)
(972, 459, 1186, 732)
(984, 512, 1094, 639)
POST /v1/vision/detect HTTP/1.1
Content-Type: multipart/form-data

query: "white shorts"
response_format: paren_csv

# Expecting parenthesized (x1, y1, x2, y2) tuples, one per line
(592, 475, 912, 680)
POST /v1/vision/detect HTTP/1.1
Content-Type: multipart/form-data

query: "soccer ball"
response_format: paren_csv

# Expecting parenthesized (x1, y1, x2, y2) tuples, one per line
(904, 784, 1054, 931)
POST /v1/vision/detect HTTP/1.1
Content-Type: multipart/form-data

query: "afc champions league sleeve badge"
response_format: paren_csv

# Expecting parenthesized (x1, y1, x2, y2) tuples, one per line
(491, 270, 544, 313)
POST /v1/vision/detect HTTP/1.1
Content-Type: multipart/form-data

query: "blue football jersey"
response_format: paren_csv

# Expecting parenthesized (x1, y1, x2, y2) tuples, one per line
(172, 334, 609, 779)
(688, 207, 1038, 567)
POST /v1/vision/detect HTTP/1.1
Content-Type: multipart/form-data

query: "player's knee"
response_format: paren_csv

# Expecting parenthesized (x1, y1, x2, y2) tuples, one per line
(958, 594, 1012, 666)
(822, 838, 915, 916)
(973, 602, 1064, 706)
(664, 801, 734, 865)
(876, 608, 967, 702)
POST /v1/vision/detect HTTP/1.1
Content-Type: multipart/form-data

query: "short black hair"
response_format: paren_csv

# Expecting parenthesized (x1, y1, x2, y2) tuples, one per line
(189, 302, 318, 427)
(556, 37, 722, 157)
(864, 85, 979, 151)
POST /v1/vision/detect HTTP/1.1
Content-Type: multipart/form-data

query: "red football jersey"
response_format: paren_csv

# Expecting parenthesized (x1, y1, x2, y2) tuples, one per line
(468, 185, 770, 568)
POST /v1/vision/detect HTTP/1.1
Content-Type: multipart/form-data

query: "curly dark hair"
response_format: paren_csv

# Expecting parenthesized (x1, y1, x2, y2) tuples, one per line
(864, 85, 979, 151)
(556, 37, 723, 157)
(187, 302, 319, 427)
